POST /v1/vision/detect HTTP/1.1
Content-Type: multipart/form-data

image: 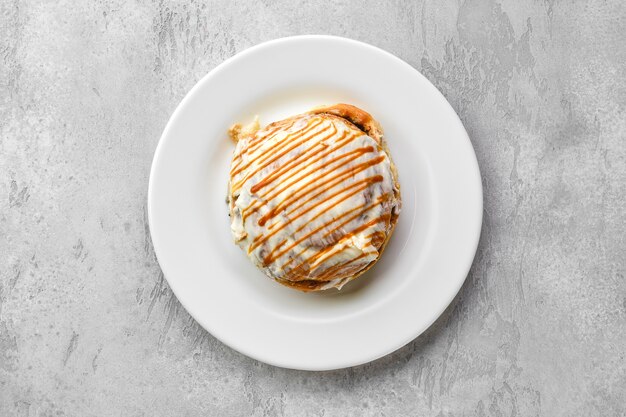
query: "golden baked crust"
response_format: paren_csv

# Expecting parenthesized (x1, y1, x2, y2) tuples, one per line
(228, 104, 401, 291)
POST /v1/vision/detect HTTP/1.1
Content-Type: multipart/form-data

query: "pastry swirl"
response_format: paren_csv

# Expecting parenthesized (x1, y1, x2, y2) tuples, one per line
(228, 104, 401, 291)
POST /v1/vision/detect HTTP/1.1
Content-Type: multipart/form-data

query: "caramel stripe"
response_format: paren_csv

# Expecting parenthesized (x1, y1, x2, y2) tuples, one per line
(310, 247, 348, 278)
(231, 119, 328, 193)
(303, 200, 389, 266)
(242, 132, 356, 220)
(268, 175, 380, 230)
(243, 138, 362, 221)
(255, 148, 378, 226)
(263, 199, 385, 264)
(289, 216, 387, 278)
(263, 240, 287, 265)
(269, 182, 374, 236)
(256, 154, 385, 223)
(230, 124, 286, 173)
(314, 251, 377, 281)
(245, 119, 297, 155)
(249, 177, 382, 253)
(231, 117, 323, 178)
(257, 132, 357, 200)
(289, 176, 384, 234)
(230, 111, 397, 288)
(323, 209, 390, 240)
(280, 247, 307, 269)
(250, 127, 351, 194)
(241, 128, 348, 221)
(286, 174, 381, 218)
(252, 120, 325, 167)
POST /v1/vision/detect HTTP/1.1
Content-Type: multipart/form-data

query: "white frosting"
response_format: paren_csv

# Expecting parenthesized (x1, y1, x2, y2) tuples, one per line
(228, 114, 400, 289)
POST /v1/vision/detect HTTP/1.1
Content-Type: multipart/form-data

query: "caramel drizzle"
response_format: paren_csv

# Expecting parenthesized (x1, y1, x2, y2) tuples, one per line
(254, 148, 378, 226)
(231, 124, 330, 198)
(296, 211, 389, 267)
(286, 209, 390, 273)
(231, 120, 299, 171)
(268, 174, 381, 230)
(249, 176, 384, 254)
(279, 197, 390, 273)
(231, 117, 324, 181)
(233, 115, 392, 277)
(250, 126, 347, 194)
(247, 156, 385, 249)
(313, 250, 378, 282)
(246, 120, 297, 155)
(246, 152, 384, 227)
(230, 124, 284, 172)
(243, 130, 359, 221)
(262, 197, 389, 265)
(285, 246, 362, 282)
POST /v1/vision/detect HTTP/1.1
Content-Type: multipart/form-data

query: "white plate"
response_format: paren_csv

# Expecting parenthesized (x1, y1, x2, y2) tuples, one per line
(148, 36, 482, 371)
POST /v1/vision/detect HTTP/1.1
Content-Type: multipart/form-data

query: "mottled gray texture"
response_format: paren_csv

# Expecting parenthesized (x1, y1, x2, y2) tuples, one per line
(1, 0, 625, 415)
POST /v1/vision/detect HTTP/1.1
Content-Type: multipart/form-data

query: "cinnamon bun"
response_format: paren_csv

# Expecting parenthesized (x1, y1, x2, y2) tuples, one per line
(227, 104, 401, 291)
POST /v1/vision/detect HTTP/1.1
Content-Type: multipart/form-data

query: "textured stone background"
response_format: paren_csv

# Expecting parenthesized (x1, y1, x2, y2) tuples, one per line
(1, 0, 625, 415)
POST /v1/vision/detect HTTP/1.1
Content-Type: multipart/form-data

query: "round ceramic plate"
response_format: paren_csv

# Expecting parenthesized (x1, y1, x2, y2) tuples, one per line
(148, 36, 482, 371)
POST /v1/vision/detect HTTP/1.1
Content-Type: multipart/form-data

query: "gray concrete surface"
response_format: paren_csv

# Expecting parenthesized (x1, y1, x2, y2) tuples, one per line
(1, 0, 625, 415)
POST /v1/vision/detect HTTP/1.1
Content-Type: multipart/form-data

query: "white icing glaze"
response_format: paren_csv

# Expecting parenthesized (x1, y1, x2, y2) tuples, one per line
(228, 113, 400, 289)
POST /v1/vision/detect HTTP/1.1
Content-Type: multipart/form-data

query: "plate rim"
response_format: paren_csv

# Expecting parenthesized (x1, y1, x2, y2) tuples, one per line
(148, 35, 483, 370)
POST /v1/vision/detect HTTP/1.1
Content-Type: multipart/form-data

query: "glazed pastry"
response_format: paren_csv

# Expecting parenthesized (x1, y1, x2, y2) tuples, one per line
(227, 104, 401, 291)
